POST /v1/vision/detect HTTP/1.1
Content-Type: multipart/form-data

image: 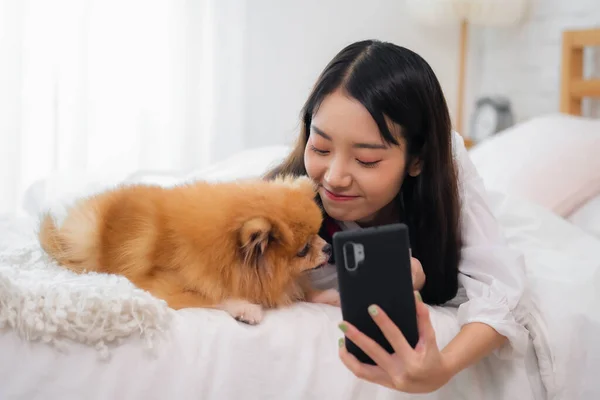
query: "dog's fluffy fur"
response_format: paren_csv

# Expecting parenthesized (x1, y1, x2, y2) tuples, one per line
(38, 175, 338, 324)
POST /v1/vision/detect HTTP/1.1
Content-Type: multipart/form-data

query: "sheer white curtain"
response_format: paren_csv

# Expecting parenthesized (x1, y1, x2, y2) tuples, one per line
(0, 0, 245, 215)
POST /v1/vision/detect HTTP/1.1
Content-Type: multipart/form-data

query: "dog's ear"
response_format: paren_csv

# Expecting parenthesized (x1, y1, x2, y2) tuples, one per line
(273, 175, 318, 197)
(239, 217, 272, 267)
(294, 176, 318, 198)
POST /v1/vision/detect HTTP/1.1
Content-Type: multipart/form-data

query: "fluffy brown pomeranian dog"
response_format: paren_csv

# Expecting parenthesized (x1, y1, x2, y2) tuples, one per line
(38, 175, 339, 324)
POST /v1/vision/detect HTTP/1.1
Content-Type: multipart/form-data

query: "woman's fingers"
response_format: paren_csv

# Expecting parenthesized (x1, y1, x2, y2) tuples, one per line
(338, 320, 397, 373)
(414, 292, 437, 351)
(338, 340, 390, 386)
(411, 257, 425, 291)
(366, 304, 414, 356)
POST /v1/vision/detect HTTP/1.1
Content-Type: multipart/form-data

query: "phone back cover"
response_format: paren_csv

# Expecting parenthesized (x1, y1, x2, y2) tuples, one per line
(333, 223, 418, 364)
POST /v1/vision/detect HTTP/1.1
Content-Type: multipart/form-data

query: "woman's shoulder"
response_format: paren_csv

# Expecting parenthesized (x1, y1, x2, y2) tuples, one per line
(449, 130, 482, 201)
(450, 130, 473, 180)
(450, 130, 467, 159)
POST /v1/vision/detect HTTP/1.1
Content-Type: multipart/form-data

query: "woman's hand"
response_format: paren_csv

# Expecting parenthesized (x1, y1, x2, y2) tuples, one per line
(306, 288, 341, 307)
(337, 293, 455, 394)
(411, 257, 425, 291)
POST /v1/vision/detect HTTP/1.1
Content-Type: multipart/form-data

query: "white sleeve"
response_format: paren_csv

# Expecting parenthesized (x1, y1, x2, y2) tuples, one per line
(452, 132, 530, 359)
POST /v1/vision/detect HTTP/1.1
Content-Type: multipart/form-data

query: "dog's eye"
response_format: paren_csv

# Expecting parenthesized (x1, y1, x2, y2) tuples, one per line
(297, 243, 310, 257)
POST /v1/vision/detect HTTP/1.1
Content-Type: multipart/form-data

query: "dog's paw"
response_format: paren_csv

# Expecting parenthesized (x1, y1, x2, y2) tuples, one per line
(307, 289, 341, 307)
(233, 304, 264, 325)
(221, 300, 264, 325)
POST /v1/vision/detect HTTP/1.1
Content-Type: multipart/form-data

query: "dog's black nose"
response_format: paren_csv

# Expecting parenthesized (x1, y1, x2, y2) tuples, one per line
(322, 243, 332, 256)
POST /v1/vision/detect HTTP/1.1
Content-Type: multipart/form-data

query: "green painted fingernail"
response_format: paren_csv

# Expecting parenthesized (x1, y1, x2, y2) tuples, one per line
(338, 323, 348, 333)
(416, 292, 422, 302)
(338, 338, 344, 348)
(368, 305, 378, 316)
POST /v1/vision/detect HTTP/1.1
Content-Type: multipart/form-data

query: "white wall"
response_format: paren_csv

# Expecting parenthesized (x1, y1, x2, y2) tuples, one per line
(467, 0, 600, 132)
(214, 0, 600, 157)
(237, 0, 462, 150)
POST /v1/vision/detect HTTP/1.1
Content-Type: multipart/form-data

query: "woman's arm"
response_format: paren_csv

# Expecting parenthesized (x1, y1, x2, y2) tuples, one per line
(441, 322, 507, 376)
(452, 131, 530, 359)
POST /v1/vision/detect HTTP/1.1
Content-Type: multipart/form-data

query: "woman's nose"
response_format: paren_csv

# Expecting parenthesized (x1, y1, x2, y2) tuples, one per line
(324, 159, 351, 189)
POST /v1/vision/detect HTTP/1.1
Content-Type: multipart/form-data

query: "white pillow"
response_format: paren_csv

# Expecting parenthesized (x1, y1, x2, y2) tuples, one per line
(469, 114, 600, 217)
(125, 145, 291, 185)
(22, 146, 292, 217)
(183, 145, 291, 183)
(22, 171, 131, 218)
(568, 194, 600, 239)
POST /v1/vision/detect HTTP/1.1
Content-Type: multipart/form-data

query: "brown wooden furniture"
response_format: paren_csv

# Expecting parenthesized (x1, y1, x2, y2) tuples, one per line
(560, 28, 600, 116)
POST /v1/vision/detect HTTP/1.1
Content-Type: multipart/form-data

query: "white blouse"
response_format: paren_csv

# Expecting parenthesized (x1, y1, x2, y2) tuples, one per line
(310, 131, 530, 359)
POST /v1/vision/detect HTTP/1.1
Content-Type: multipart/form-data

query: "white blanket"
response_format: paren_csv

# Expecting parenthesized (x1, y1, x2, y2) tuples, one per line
(2, 186, 600, 399)
(0, 216, 172, 360)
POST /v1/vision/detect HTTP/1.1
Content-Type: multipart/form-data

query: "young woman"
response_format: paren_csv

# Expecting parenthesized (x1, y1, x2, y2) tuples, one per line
(265, 40, 530, 394)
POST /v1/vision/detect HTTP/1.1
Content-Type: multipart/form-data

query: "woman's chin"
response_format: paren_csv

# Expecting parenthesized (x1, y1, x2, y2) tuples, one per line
(323, 204, 369, 224)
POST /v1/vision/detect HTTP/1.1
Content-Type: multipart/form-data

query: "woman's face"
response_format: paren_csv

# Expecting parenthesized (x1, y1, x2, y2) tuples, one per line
(304, 89, 421, 225)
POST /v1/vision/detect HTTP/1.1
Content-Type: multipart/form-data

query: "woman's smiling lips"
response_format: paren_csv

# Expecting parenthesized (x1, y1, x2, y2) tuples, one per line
(321, 187, 359, 202)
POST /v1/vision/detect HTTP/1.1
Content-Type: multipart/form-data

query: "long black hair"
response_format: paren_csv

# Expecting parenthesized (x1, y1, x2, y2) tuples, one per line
(265, 40, 462, 305)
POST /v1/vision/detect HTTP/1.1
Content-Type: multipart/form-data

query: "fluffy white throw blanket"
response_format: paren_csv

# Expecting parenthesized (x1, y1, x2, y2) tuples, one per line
(0, 216, 173, 359)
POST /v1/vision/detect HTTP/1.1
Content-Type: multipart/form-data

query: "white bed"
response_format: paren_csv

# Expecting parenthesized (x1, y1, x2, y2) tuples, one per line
(2, 115, 600, 399)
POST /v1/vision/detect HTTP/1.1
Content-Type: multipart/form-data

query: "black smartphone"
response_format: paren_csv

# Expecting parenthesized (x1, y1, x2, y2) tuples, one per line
(333, 223, 419, 365)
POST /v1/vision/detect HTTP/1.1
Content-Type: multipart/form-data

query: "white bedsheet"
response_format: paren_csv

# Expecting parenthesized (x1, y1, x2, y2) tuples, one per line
(0, 304, 543, 400)
(2, 187, 600, 399)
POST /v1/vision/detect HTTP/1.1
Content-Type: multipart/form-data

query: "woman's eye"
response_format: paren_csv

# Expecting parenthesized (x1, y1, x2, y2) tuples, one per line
(356, 159, 381, 168)
(310, 145, 329, 155)
(297, 243, 310, 257)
